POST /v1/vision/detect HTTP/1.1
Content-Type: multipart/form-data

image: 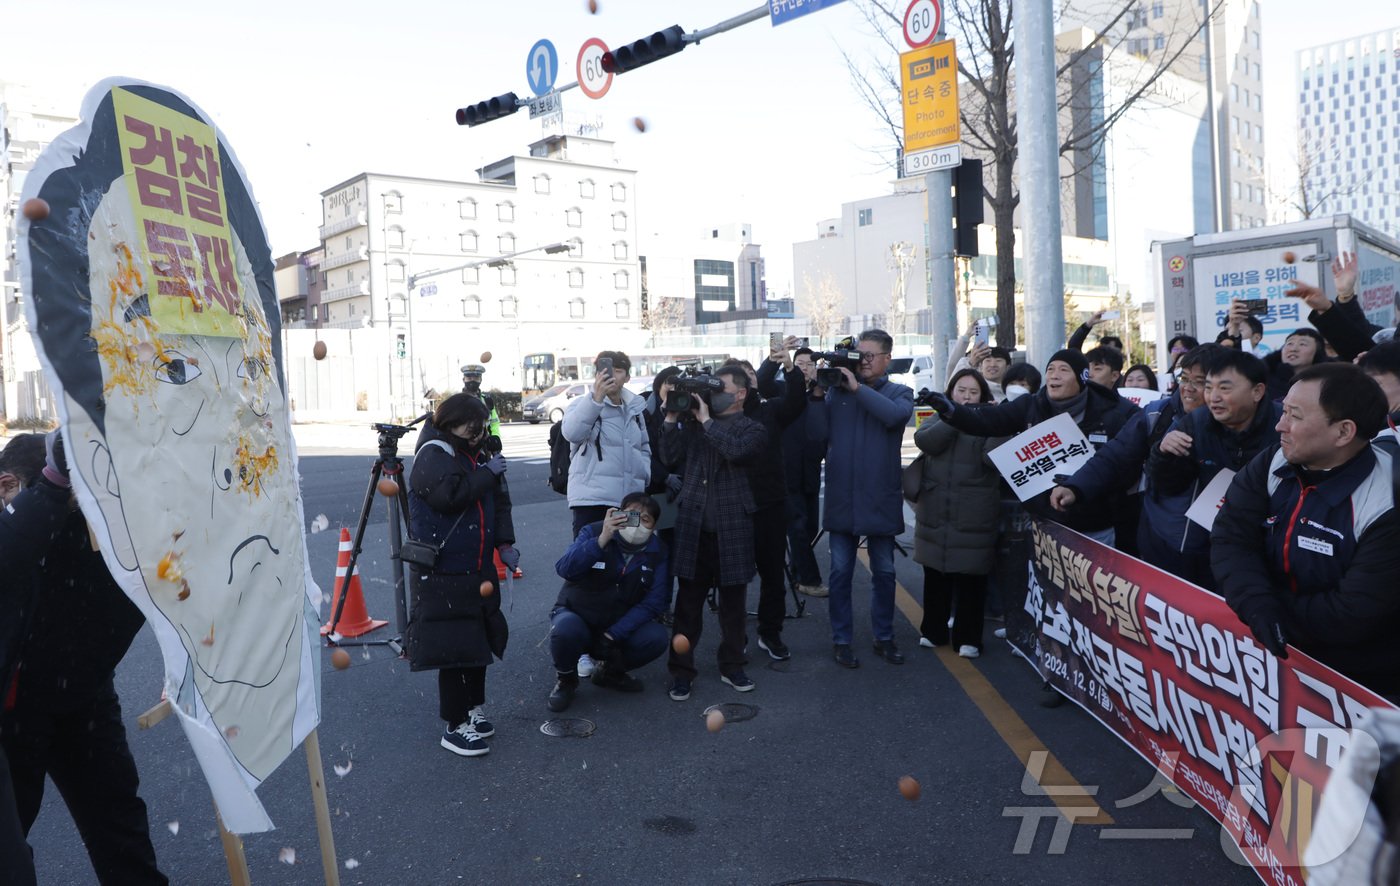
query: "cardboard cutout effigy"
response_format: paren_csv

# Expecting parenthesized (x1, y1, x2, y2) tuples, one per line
(16, 78, 321, 834)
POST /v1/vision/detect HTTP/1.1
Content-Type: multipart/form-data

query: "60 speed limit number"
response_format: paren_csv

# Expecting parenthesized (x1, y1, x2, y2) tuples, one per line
(903, 0, 941, 49)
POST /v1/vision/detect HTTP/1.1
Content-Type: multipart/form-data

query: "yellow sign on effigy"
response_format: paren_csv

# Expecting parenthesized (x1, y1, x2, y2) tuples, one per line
(113, 87, 244, 337)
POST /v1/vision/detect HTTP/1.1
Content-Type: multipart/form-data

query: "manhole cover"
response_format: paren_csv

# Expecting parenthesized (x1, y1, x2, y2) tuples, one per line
(701, 702, 757, 723)
(539, 718, 596, 738)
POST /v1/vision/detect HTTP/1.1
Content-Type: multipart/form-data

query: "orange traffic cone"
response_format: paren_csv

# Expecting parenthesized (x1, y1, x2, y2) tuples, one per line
(321, 528, 388, 638)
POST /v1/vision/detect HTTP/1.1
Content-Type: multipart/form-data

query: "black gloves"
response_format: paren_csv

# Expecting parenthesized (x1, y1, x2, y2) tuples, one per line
(1245, 608, 1289, 659)
(665, 474, 683, 503)
(925, 391, 955, 417)
(595, 634, 626, 671)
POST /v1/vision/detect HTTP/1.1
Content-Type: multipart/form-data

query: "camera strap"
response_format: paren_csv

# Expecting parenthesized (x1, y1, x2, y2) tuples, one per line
(414, 439, 474, 550)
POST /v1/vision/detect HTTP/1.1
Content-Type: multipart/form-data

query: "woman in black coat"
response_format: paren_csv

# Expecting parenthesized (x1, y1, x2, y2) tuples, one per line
(407, 394, 516, 758)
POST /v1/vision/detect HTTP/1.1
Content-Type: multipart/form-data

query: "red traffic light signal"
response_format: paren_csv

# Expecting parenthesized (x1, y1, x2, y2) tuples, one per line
(455, 92, 521, 127)
(601, 25, 686, 74)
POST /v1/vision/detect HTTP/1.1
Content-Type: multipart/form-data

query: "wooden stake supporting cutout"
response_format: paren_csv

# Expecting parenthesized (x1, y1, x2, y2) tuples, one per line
(139, 703, 341, 882)
(304, 729, 341, 886)
(216, 807, 251, 886)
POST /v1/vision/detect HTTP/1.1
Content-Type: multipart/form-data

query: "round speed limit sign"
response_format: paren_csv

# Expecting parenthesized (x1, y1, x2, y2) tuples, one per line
(577, 37, 613, 100)
(903, 0, 941, 49)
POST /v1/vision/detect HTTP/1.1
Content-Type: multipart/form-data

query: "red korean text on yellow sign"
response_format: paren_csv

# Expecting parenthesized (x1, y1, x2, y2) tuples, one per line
(900, 39, 959, 154)
(113, 87, 244, 338)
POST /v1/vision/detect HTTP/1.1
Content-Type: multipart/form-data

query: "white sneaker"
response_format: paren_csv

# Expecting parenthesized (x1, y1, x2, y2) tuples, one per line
(577, 654, 595, 678)
(958, 645, 981, 659)
(918, 637, 938, 649)
(993, 628, 1007, 640)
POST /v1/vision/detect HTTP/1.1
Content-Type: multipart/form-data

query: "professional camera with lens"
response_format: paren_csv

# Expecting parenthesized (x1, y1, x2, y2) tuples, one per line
(813, 344, 862, 388)
(664, 369, 725, 412)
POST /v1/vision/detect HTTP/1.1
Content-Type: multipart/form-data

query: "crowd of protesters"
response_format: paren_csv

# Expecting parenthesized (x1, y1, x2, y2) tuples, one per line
(11, 249, 1400, 882)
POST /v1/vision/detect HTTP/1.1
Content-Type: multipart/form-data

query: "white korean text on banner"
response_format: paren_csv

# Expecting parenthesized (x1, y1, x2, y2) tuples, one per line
(1003, 518, 1395, 886)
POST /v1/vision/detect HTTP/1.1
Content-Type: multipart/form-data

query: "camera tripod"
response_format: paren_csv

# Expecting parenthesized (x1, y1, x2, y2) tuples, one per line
(324, 415, 431, 653)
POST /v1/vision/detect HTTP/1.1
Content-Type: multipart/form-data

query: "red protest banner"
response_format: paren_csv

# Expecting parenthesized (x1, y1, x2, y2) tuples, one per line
(1004, 518, 1396, 886)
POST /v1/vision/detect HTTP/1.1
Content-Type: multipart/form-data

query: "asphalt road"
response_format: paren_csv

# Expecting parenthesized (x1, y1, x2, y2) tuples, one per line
(24, 422, 1258, 885)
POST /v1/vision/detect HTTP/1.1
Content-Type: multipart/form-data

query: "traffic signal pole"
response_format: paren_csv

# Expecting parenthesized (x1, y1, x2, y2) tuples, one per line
(454, 4, 775, 125)
(925, 18, 957, 391)
(1016, 0, 1066, 369)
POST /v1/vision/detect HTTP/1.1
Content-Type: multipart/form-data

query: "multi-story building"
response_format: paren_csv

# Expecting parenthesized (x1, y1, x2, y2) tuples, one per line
(1059, 0, 1266, 231)
(314, 133, 646, 405)
(0, 80, 78, 420)
(1057, 28, 1211, 301)
(273, 247, 324, 328)
(792, 187, 1115, 341)
(640, 223, 766, 329)
(1295, 26, 1400, 238)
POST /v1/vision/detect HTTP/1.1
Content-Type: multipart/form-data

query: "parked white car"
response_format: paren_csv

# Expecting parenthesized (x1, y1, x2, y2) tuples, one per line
(521, 382, 588, 424)
(888, 354, 938, 395)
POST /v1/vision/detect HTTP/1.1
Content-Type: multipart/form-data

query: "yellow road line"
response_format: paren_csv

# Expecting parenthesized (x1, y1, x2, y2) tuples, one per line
(856, 547, 1113, 824)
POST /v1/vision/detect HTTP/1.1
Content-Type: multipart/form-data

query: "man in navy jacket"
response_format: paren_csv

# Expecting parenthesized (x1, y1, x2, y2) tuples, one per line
(807, 330, 914, 669)
(1144, 348, 1280, 589)
(1212, 364, 1400, 699)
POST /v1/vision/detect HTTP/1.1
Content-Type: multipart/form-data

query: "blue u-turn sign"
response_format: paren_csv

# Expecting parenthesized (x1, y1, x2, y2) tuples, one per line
(526, 39, 559, 97)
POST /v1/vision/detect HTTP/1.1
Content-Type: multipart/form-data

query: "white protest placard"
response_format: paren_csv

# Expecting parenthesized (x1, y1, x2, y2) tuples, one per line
(988, 413, 1095, 502)
(1185, 468, 1237, 531)
(1119, 387, 1166, 409)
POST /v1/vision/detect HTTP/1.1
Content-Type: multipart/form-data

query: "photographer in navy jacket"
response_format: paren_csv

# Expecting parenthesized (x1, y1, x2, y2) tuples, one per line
(547, 493, 671, 712)
(807, 329, 914, 669)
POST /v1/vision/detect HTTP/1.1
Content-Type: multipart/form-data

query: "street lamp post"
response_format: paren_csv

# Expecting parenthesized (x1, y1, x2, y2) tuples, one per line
(404, 241, 570, 409)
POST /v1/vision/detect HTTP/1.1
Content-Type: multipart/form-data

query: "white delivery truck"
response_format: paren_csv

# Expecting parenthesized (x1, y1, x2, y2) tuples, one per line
(1151, 214, 1400, 369)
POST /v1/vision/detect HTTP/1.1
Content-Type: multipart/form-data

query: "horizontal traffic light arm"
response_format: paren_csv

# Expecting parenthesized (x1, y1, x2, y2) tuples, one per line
(455, 92, 522, 127)
(452, 4, 777, 127)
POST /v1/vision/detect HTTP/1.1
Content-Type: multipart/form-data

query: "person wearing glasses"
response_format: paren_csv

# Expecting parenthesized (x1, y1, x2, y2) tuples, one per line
(806, 330, 914, 669)
(1047, 345, 1221, 580)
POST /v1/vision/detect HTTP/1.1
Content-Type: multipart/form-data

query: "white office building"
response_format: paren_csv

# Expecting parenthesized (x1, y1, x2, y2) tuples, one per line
(1295, 26, 1400, 238)
(792, 186, 1116, 341)
(640, 223, 766, 330)
(309, 134, 648, 416)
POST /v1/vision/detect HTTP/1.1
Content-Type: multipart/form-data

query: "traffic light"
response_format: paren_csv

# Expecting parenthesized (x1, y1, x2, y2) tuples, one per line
(954, 159, 984, 258)
(395, 334, 406, 359)
(455, 93, 520, 127)
(601, 25, 686, 74)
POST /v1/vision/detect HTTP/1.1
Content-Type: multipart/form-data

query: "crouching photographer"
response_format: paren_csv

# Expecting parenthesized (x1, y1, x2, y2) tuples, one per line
(547, 493, 671, 712)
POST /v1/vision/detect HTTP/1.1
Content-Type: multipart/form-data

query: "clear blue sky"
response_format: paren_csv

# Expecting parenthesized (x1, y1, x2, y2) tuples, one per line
(4, 1, 1391, 296)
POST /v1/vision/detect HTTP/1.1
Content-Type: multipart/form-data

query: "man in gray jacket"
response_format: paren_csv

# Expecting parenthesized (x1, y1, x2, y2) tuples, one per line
(562, 350, 652, 537)
(808, 330, 914, 668)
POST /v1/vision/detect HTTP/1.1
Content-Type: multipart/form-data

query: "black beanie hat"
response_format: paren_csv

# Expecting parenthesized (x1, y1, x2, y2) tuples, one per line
(1047, 349, 1090, 389)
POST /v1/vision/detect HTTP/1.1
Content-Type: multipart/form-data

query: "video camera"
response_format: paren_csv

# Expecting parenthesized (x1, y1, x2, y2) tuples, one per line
(665, 366, 725, 412)
(813, 336, 862, 387)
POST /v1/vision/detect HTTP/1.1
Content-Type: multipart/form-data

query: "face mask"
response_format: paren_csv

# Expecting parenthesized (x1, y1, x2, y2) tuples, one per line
(709, 391, 736, 414)
(618, 525, 652, 546)
(1005, 385, 1030, 399)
